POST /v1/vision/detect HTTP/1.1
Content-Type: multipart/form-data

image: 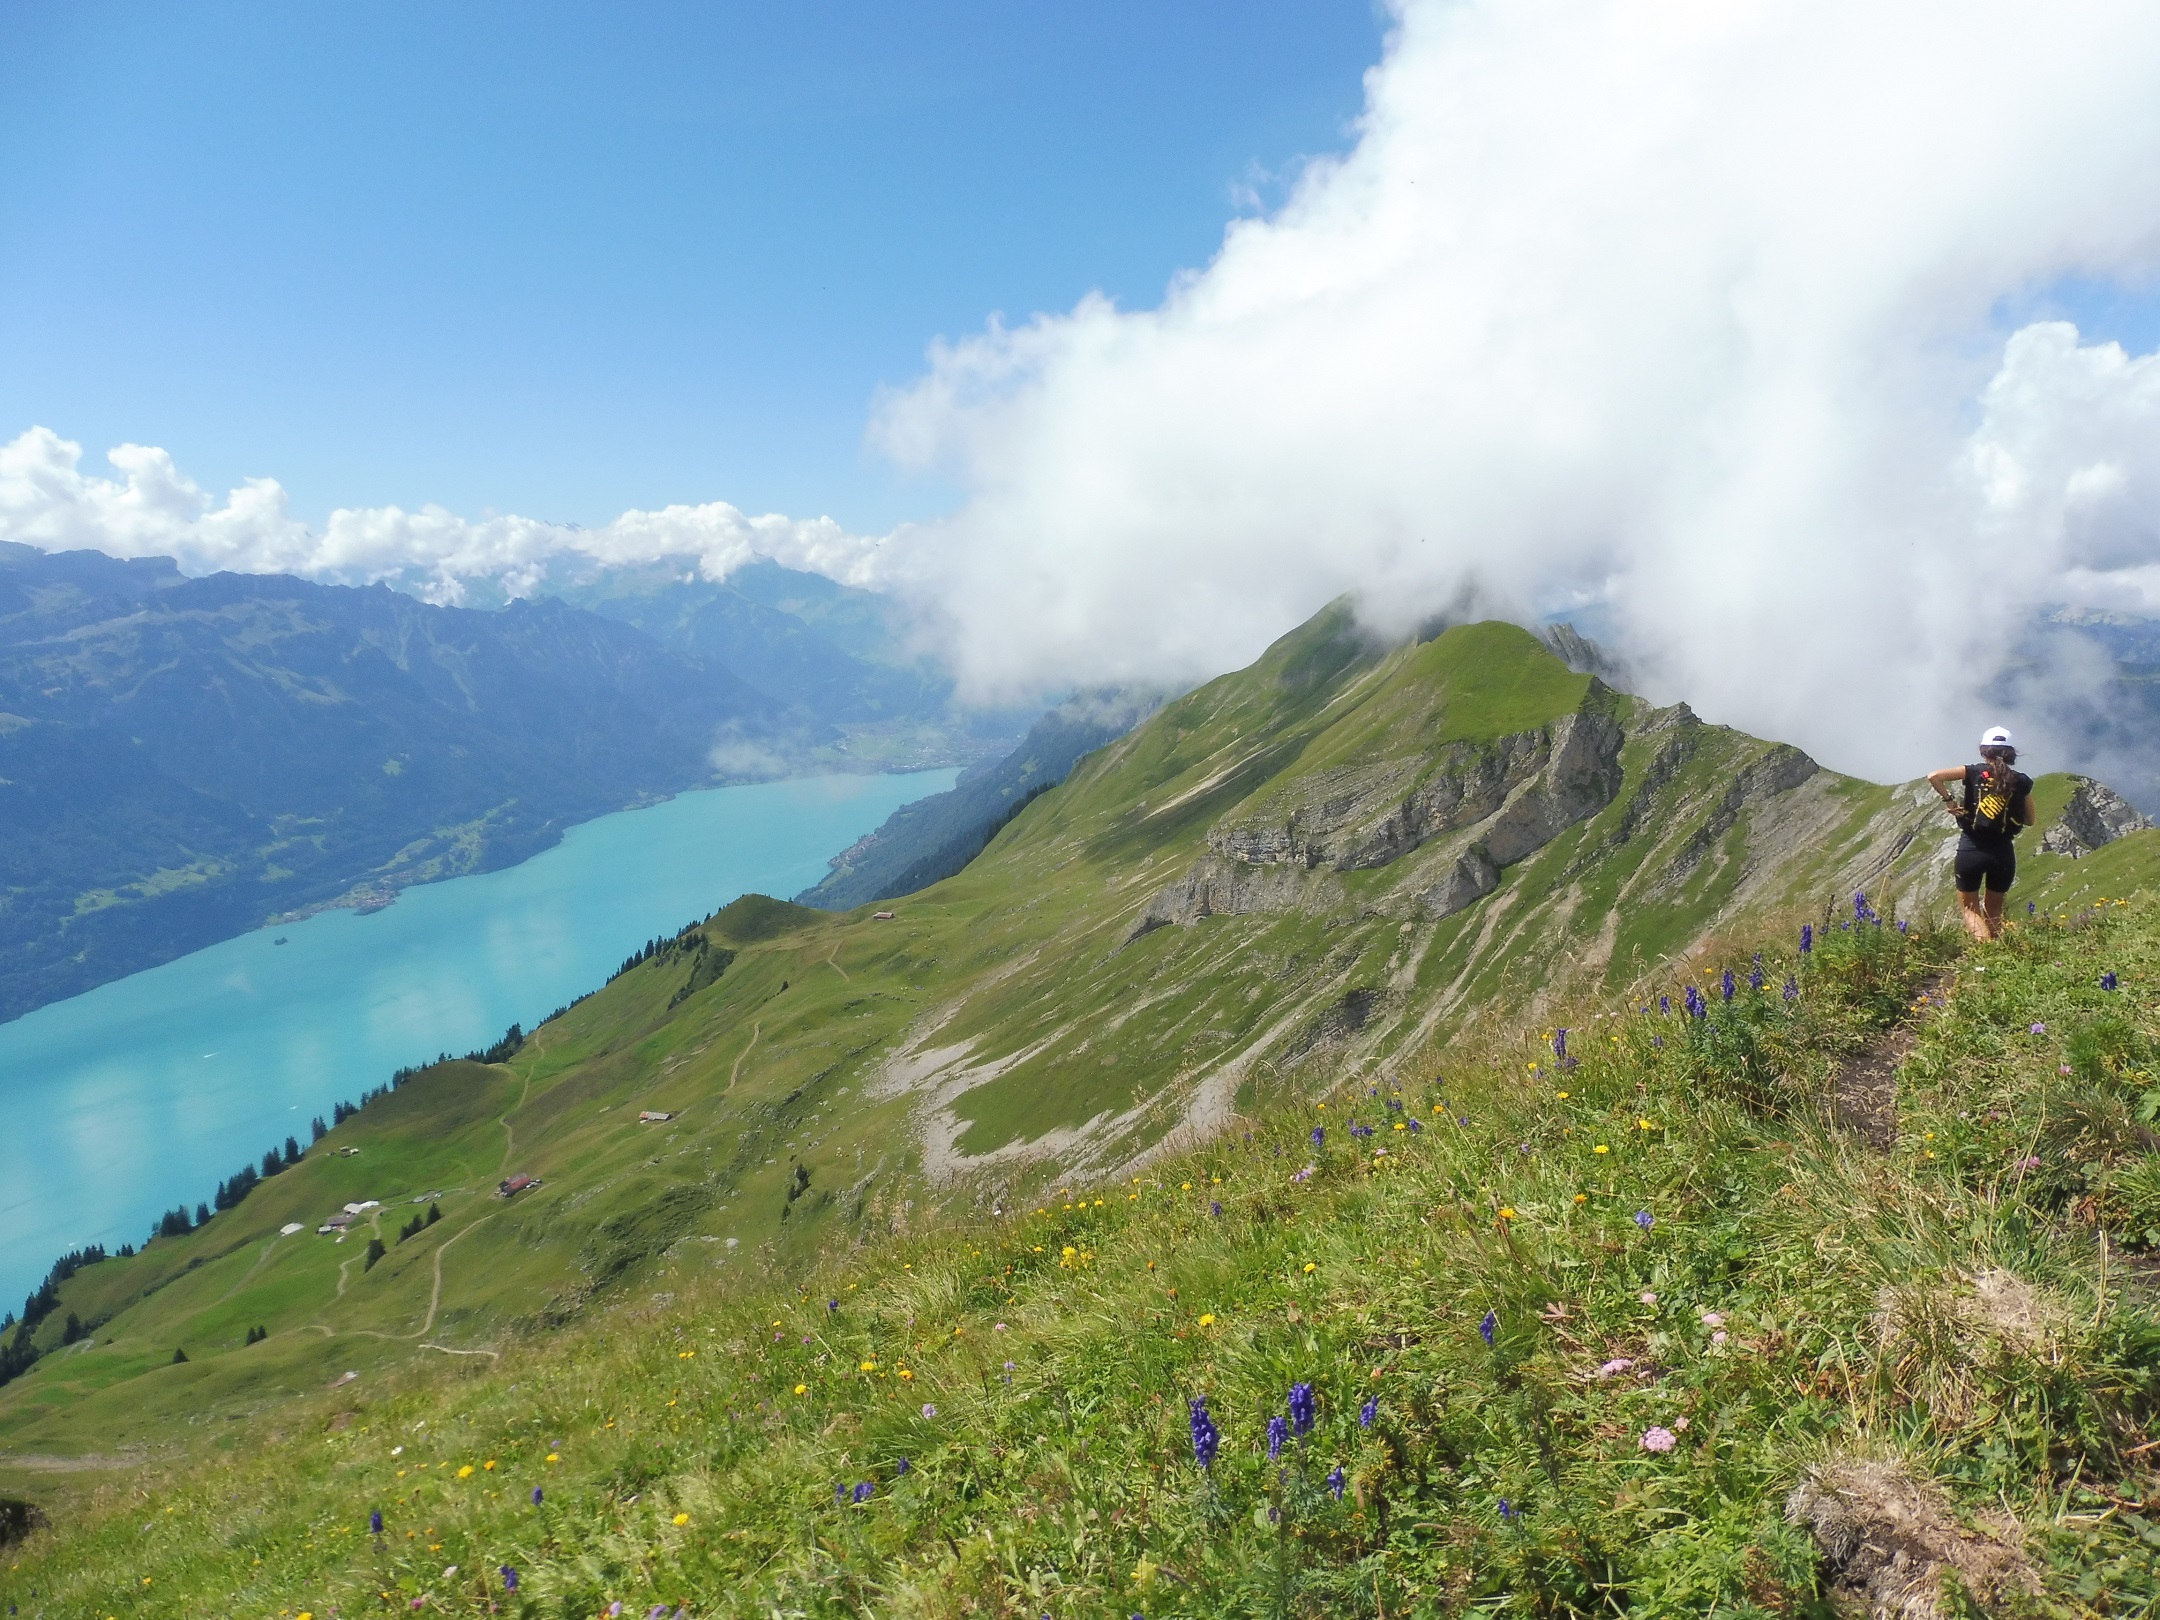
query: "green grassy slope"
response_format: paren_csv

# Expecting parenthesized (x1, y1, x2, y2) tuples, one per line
(6, 889, 2160, 1613)
(3, 611, 2149, 1468)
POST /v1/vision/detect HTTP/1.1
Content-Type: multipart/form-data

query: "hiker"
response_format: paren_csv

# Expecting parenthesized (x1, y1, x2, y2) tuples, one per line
(1926, 726, 2035, 943)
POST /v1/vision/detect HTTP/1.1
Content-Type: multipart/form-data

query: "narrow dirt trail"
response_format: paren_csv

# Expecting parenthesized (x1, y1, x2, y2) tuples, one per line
(418, 1212, 496, 1338)
(1831, 970, 1950, 1149)
(497, 1073, 533, 1175)
(827, 949, 851, 983)
(726, 1021, 762, 1094)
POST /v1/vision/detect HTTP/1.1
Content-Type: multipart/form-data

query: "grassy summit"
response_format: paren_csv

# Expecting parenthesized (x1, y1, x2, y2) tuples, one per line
(4, 890, 2159, 1612)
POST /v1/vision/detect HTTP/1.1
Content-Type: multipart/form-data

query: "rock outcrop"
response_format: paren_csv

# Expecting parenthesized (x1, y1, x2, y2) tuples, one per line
(2040, 775, 2155, 856)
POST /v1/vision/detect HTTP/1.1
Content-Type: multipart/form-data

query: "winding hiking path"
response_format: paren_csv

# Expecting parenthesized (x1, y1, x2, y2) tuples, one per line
(418, 1211, 497, 1338)
(497, 1072, 534, 1175)
(826, 948, 851, 983)
(726, 1021, 762, 1094)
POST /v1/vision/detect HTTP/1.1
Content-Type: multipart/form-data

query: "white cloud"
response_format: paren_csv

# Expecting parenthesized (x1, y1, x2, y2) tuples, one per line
(9, 0, 2160, 788)
(0, 425, 885, 606)
(869, 0, 2160, 780)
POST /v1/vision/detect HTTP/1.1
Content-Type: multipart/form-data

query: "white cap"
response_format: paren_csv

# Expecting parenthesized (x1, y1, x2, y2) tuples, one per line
(1980, 725, 2014, 748)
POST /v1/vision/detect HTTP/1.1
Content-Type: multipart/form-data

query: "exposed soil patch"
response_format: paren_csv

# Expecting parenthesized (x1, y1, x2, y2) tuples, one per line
(1787, 1455, 2033, 1619)
(1831, 972, 1947, 1148)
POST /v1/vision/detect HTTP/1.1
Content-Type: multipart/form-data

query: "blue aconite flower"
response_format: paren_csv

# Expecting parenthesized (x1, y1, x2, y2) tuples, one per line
(1783, 975, 1799, 1002)
(1659, 994, 1671, 1014)
(827, 1299, 839, 1312)
(1328, 1465, 1346, 1499)
(1267, 1416, 1288, 1460)
(1684, 984, 1707, 1019)
(370, 1510, 383, 1535)
(1480, 1309, 1497, 1347)
(1721, 969, 1735, 1003)
(836, 1483, 849, 1505)
(1406, 1117, 1422, 1133)
(1499, 1498, 1514, 1521)
(531, 1486, 543, 1505)
(1749, 955, 1765, 992)
(501, 1567, 519, 1593)
(1312, 1126, 1325, 1149)
(1553, 1028, 1568, 1059)
(1854, 891, 1876, 922)
(1359, 1395, 1378, 1429)
(1289, 1381, 1316, 1436)
(1634, 1209, 1654, 1231)
(1800, 923, 1813, 954)
(1210, 1199, 1223, 1217)
(1189, 1396, 1220, 1468)
(2103, 971, 2120, 992)
(853, 1481, 875, 1503)
(897, 1456, 911, 1475)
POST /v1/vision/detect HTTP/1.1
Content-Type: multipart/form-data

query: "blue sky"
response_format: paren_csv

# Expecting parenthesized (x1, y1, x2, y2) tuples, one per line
(0, 1, 1383, 531)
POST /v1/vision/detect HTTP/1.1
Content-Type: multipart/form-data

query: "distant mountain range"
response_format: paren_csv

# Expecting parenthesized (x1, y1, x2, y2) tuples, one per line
(0, 545, 998, 1023)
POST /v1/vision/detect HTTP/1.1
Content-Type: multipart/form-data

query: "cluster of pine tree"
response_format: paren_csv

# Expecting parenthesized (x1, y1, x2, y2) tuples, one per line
(205, 1134, 310, 1219)
(0, 1245, 116, 1390)
(395, 1203, 441, 1244)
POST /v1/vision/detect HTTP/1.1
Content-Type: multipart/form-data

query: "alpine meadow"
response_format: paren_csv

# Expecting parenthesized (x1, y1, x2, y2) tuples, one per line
(5, 612, 2160, 1615)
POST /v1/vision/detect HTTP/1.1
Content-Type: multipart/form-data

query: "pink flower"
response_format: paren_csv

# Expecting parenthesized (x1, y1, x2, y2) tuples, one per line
(1712, 1330, 1728, 1345)
(1699, 1311, 1724, 1328)
(1597, 1357, 1634, 1378)
(1640, 1426, 1677, 1453)
(1639, 1290, 1658, 1306)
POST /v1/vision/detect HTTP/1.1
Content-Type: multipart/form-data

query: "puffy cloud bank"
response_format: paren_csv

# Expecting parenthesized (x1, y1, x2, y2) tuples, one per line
(0, 425, 884, 605)
(9, 0, 2160, 785)
(872, 0, 2160, 778)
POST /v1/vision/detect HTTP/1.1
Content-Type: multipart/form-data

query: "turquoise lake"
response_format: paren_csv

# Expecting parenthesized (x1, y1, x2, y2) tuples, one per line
(0, 770, 952, 1309)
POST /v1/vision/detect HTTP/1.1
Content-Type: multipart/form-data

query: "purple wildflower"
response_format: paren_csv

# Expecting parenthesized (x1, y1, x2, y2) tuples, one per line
(1553, 1028, 1568, 1059)
(1854, 891, 1874, 922)
(1800, 923, 1813, 955)
(1750, 954, 1765, 992)
(1211, 1199, 1223, 1216)
(1685, 984, 1706, 1019)
(2028, 901, 2036, 915)
(1289, 1381, 1316, 1436)
(836, 1483, 849, 1505)
(1783, 975, 1799, 1002)
(2103, 971, 2120, 992)
(1480, 1309, 1497, 1347)
(500, 1566, 519, 1592)
(1721, 969, 1735, 1004)
(370, 1510, 383, 1535)
(827, 1299, 839, 1311)
(1189, 1396, 1220, 1468)
(1328, 1465, 1346, 1499)
(1659, 994, 1671, 1014)
(896, 1456, 911, 1475)
(1312, 1126, 1325, 1149)
(2030, 1022, 2047, 1035)
(922, 1402, 937, 1419)
(1267, 1416, 1288, 1461)
(1634, 1209, 1654, 1231)
(1499, 1498, 1514, 1521)
(1653, 1034, 1664, 1048)
(853, 1481, 874, 1503)
(1407, 1117, 1422, 1132)
(1897, 919, 1909, 933)
(531, 1486, 543, 1505)
(1640, 1426, 1677, 1453)
(1359, 1395, 1378, 1429)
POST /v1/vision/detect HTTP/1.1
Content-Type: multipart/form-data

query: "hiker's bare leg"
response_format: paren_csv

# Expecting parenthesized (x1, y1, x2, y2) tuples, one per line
(1984, 889, 2006, 940)
(1957, 890, 1992, 942)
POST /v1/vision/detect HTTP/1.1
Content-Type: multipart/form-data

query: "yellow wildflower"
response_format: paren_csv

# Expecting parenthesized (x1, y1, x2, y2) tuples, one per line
(1573, 1194, 1587, 1204)
(1593, 1144, 1610, 1155)
(673, 1512, 690, 1526)
(860, 1360, 878, 1372)
(1302, 1262, 1317, 1274)
(1557, 1091, 1570, 1100)
(545, 1453, 560, 1463)
(456, 1465, 474, 1479)
(898, 1367, 914, 1380)
(793, 1384, 808, 1396)
(1198, 1313, 1216, 1326)
(1498, 1207, 1516, 1220)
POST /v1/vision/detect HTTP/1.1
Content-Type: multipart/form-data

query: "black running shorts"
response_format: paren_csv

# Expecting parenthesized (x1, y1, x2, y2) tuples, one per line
(1954, 838, 2016, 894)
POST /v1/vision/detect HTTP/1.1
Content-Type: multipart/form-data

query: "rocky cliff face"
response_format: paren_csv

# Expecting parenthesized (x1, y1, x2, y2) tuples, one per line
(2041, 777, 2156, 856)
(1132, 691, 1646, 935)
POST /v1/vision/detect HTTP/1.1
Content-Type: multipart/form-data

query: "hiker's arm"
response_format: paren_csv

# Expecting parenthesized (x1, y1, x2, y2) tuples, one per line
(1925, 766, 1965, 816)
(2017, 792, 2036, 829)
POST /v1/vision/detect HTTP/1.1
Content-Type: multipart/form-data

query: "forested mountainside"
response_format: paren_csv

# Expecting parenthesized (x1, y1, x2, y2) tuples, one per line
(0, 545, 801, 1021)
(795, 685, 1169, 910)
(7, 608, 2154, 1468)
